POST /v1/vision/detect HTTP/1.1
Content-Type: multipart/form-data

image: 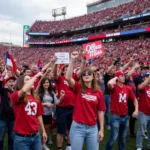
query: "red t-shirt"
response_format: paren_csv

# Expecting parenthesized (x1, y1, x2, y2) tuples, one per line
(138, 85, 150, 115)
(72, 73, 80, 82)
(110, 84, 136, 116)
(11, 91, 44, 134)
(30, 74, 40, 90)
(55, 75, 76, 107)
(72, 82, 106, 126)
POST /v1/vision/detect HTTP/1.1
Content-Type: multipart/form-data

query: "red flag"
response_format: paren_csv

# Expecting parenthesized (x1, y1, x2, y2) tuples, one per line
(37, 59, 43, 71)
(5, 52, 17, 73)
(83, 40, 105, 59)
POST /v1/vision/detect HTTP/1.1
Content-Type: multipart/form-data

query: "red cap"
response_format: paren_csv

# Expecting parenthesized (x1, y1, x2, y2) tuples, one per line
(115, 71, 124, 77)
(5, 77, 16, 83)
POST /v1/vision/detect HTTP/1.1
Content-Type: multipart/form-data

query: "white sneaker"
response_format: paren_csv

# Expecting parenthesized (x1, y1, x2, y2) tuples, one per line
(48, 138, 53, 145)
(65, 146, 72, 150)
(42, 144, 50, 150)
(143, 134, 148, 139)
(137, 148, 142, 150)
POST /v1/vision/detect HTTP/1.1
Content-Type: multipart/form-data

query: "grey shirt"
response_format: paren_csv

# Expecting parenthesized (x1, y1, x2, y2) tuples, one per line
(42, 91, 58, 116)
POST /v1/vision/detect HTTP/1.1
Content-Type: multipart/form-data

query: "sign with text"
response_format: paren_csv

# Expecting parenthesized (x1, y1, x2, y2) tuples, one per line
(55, 52, 69, 64)
(83, 41, 104, 59)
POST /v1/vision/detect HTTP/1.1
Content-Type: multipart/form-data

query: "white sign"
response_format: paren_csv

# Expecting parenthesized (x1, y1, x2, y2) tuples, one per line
(55, 52, 70, 64)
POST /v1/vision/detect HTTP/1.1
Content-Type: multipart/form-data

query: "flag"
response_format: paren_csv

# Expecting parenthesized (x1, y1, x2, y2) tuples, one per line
(37, 59, 43, 70)
(83, 40, 105, 59)
(5, 52, 17, 73)
(4, 66, 8, 79)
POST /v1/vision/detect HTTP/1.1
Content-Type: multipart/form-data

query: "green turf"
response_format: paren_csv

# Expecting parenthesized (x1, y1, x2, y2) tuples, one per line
(4, 124, 149, 150)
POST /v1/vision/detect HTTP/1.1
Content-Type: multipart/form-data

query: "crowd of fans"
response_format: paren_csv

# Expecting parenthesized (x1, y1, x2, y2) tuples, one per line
(0, 0, 150, 150)
(27, 0, 150, 34)
(28, 23, 150, 43)
(0, 39, 149, 150)
(0, 38, 149, 70)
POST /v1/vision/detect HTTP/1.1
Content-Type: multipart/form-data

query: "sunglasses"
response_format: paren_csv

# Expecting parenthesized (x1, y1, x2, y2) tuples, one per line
(82, 71, 93, 76)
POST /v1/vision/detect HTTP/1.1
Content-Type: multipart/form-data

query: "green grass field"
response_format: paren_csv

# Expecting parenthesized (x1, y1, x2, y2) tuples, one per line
(4, 122, 149, 150)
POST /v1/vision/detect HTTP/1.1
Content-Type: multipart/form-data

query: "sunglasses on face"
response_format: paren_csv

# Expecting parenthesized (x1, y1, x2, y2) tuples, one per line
(82, 71, 93, 76)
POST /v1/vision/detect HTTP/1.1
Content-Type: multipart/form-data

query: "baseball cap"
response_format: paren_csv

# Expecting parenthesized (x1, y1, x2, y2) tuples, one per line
(143, 72, 150, 78)
(115, 71, 124, 77)
(5, 77, 16, 83)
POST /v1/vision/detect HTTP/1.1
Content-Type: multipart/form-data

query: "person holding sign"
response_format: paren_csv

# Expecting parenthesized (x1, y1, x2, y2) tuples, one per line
(53, 52, 86, 150)
(66, 51, 106, 150)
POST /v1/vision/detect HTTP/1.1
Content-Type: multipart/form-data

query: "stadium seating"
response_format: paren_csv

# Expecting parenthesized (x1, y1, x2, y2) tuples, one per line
(0, 38, 149, 69)
(28, 23, 150, 43)
(27, 0, 150, 34)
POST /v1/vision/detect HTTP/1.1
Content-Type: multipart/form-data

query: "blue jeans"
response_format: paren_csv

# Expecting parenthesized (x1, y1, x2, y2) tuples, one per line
(70, 120, 99, 150)
(105, 114, 129, 150)
(14, 132, 42, 150)
(0, 120, 14, 150)
(136, 111, 150, 149)
(104, 95, 110, 126)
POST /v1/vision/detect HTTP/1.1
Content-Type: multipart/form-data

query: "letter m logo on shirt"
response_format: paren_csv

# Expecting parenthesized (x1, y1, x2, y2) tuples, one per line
(119, 93, 127, 103)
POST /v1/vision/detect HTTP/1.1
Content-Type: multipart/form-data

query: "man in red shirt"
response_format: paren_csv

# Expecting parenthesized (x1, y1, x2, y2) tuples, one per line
(136, 72, 150, 150)
(105, 71, 138, 150)
(53, 54, 86, 150)
(30, 63, 40, 89)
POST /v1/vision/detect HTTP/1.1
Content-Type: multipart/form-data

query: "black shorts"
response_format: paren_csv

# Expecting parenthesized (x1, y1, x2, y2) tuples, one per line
(56, 106, 74, 135)
(42, 115, 52, 125)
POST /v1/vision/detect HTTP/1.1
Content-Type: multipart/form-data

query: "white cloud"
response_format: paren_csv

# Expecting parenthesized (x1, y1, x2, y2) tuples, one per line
(0, 0, 88, 45)
(0, 18, 23, 45)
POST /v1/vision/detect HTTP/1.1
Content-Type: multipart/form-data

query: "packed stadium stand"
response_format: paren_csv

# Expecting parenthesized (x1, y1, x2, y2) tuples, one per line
(27, 0, 150, 34)
(0, 38, 149, 69)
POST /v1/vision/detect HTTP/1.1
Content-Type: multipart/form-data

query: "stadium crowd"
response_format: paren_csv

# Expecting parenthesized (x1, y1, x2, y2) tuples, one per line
(0, 38, 149, 69)
(27, 0, 150, 34)
(0, 36, 150, 150)
(0, 0, 150, 149)
(28, 22, 150, 43)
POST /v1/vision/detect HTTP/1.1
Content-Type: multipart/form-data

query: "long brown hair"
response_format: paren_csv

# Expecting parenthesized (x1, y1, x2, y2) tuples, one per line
(14, 75, 39, 103)
(37, 77, 54, 103)
(80, 67, 99, 94)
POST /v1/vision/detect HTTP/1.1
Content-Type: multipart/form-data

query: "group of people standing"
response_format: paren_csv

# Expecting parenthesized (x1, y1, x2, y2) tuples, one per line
(0, 51, 149, 150)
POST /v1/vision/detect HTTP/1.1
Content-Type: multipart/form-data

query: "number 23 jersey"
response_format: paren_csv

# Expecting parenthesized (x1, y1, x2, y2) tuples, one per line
(11, 91, 44, 134)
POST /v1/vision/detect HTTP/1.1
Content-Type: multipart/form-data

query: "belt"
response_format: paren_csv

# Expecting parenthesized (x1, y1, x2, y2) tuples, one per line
(112, 113, 128, 118)
(15, 131, 38, 137)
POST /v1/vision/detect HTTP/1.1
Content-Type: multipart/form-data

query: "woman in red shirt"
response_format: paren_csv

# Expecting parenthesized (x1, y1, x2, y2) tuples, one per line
(66, 51, 106, 150)
(11, 72, 47, 150)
